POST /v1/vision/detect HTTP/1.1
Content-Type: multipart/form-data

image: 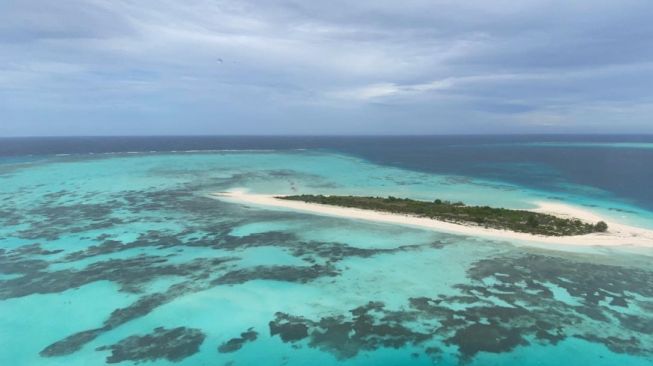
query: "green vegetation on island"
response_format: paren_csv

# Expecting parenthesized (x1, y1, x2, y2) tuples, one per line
(279, 195, 609, 237)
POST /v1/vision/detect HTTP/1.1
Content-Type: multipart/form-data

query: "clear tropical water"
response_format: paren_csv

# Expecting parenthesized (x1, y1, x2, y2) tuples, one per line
(0, 136, 652, 366)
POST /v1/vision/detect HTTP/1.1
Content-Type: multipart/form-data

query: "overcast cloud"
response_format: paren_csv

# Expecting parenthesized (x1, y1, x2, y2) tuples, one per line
(1, 0, 652, 135)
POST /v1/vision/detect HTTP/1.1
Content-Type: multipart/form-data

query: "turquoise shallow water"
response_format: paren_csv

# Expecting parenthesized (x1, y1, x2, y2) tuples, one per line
(1, 150, 653, 366)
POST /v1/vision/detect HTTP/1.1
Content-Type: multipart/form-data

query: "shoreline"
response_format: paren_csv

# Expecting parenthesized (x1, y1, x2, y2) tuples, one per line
(210, 191, 653, 247)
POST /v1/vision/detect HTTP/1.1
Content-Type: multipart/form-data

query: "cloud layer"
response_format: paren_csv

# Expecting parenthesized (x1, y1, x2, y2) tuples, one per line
(1, 0, 652, 135)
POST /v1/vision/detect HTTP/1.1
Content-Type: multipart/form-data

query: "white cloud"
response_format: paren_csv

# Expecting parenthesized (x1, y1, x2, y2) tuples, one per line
(328, 79, 455, 101)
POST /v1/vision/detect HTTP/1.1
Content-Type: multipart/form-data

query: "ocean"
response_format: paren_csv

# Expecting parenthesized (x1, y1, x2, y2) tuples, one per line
(0, 135, 652, 365)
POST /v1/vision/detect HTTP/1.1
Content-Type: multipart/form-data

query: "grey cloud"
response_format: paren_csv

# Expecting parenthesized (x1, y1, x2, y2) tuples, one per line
(0, 1, 134, 43)
(0, 0, 652, 135)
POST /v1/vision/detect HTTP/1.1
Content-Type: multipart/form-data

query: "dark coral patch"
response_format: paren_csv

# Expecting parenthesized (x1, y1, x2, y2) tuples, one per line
(20, 202, 122, 241)
(213, 264, 339, 285)
(96, 327, 205, 363)
(269, 302, 430, 359)
(40, 329, 104, 357)
(0, 246, 51, 275)
(576, 334, 642, 355)
(218, 328, 258, 353)
(446, 323, 528, 358)
(269, 313, 310, 342)
(0, 256, 237, 300)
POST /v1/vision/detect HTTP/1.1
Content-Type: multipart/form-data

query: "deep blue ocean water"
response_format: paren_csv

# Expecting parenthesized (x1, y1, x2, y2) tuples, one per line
(0, 135, 652, 366)
(2, 135, 652, 210)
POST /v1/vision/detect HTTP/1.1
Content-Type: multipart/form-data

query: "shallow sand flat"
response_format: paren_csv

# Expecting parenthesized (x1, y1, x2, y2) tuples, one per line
(211, 190, 653, 247)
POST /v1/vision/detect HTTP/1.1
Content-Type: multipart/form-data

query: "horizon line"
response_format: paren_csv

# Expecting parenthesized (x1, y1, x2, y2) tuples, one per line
(2, 133, 653, 139)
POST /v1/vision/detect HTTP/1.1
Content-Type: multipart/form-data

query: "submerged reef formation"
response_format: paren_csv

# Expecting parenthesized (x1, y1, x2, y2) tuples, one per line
(96, 327, 206, 363)
(218, 328, 258, 353)
(268, 253, 653, 361)
(0, 156, 651, 365)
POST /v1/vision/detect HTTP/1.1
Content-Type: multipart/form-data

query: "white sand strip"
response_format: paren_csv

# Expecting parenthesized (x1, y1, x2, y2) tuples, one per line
(210, 191, 653, 247)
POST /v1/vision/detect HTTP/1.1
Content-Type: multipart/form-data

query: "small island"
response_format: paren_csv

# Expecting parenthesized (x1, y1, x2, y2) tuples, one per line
(279, 195, 608, 236)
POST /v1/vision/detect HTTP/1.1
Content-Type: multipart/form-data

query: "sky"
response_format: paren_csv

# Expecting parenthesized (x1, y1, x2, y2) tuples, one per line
(1, 0, 653, 136)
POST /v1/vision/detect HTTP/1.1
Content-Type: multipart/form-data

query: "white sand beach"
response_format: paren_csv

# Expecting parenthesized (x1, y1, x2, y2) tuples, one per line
(211, 190, 653, 247)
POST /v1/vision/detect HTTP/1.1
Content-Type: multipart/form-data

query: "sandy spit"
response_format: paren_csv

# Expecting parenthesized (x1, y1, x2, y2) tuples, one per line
(211, 190, 653, 247)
